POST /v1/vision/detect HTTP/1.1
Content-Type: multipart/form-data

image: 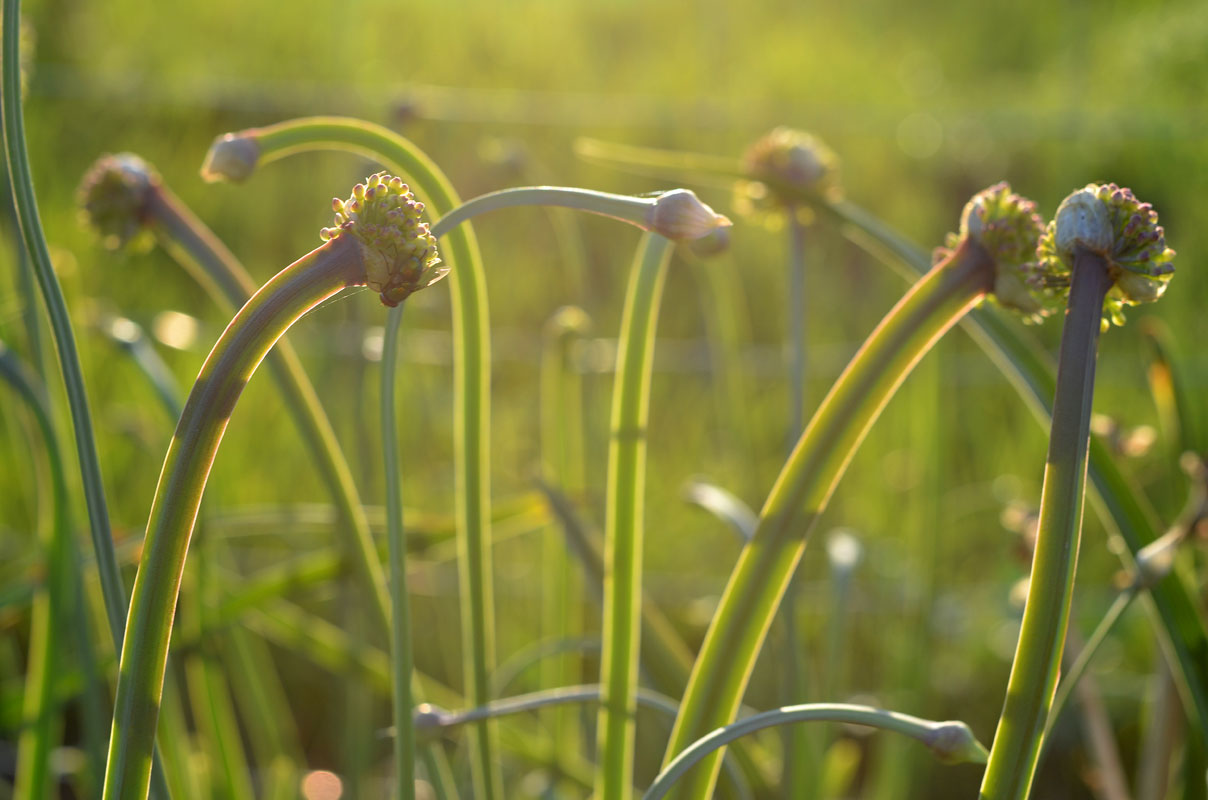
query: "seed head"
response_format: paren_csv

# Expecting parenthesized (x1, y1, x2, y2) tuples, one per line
(76, 153, 158, 252)
(321, 172, 446, 307)
(1037, 183, 1175, 327)
(941, 182, 1051, 322)
(734, 128, 841, 223)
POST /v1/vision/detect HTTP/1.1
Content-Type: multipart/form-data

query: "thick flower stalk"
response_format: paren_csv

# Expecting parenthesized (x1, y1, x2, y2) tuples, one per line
(664, 183, 1048, 799)
(78, 153, 398, 639)
(980, 184, 1174, 800)
(102, 175, 443, 800)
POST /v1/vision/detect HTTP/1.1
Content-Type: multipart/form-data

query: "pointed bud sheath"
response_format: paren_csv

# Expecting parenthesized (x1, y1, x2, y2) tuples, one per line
(76, 153, 157, 251)
(686, 226, 731, 259)
(1038, 183, 1175, 327)
(942, 182, 1051, 322)
(200, 133, 261, 183)
(644, 189, 731, 240)
(321, 172, 446, 307)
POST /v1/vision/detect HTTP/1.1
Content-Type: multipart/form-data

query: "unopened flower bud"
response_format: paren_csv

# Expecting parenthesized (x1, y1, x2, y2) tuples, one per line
(77, 153, 158, 252)
(644, 189, 731, 241)
(1132, 527, 1184, 589)
(1037, 183, 1175, 327)
(412, 703, 452, 735)
(685, 226, 731, 259)
(321, 172, 446, 307)
(1053, 187, 1113, 260)
(200, 134, 261, 184)
(926, 721, 989, 765)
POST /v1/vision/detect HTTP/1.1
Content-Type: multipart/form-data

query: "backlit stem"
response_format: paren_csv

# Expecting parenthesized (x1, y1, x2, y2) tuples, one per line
(664, 238, 995, 798)
(103, 236, 365, 800)
(596, 234, 674, 800)
(979, 248, 1113, 800)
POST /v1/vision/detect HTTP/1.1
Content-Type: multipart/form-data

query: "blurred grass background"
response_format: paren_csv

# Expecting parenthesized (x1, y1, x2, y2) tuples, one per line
(1, 0, 1205, 797)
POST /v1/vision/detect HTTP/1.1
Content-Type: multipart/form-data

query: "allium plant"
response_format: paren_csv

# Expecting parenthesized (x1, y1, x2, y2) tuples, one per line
(979, 184, 1175, 800)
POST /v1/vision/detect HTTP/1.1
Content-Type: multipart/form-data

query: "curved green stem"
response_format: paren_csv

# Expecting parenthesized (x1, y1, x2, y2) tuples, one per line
(979, 248, 1114, 800)
(383, 306, 417, 800)
(205, 117, 501, 798)
(1, 343, 69, 800)
(101, 315, 305, 799)
(664, 239, 995, 798)
(596, 233, 674, 800)
(647, 703, 988, 800)
(436, 186, 669, 233)
(103, 236, 365, 800)
(142, 175, 393, 634)
(418, 684, 681, 732)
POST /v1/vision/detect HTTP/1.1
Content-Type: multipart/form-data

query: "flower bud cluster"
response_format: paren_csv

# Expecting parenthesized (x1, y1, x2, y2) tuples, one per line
(321, 172, 446, 307)
(76, 153, 157, 252)
(734, 127, 841, 224)
(941, 182, 1051, 322)
(1037, 183, 1175, 327)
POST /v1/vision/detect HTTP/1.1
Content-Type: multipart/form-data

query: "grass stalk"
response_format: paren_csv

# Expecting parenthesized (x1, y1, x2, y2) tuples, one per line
(663, 236, 996, 797)
(1, 343, 70, 800)
(595, 233, 674, 800)
(979, 247, 1114, 798)
(1042, 588, 1136, 746)
(647, 703, 988, 800)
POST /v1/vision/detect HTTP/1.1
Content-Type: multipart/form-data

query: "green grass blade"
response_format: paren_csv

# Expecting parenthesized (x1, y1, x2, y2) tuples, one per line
(1, 343, 70, 800)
